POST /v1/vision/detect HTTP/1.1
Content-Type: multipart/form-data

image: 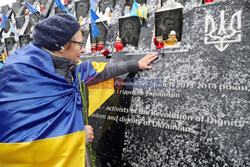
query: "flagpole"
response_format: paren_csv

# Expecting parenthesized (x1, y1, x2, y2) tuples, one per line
(34, 12, 42, 19)
(101, 21, 109, 30)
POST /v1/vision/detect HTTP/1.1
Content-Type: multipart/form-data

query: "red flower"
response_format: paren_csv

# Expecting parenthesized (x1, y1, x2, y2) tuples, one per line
(154, 38, 159, 46)
(101, 49, 110, 57)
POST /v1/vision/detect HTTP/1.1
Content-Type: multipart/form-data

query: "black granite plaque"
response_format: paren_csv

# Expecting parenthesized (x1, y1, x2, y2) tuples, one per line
(3, 20, 10, 34)
(4, 37, 15, 54)
(54, 5, 67, 14)
(89, 22, 108, 44)
(75, 0, 90, 20)
(12, 1, 21, 17)
(29, 13, 41, 26)
(87, 0, 250, 166)
(1, 5, 9, 15)
(19, 35, 31, 47)
(155, 8, 183, 41)
(0, 43, 5, 55)
(119, 17, 141, 47)
(98, 0, 116, 14)
(15, 16, 25, 30)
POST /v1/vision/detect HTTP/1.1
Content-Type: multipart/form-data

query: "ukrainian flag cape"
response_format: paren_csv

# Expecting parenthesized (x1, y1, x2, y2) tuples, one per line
(0, 43, 113, 166)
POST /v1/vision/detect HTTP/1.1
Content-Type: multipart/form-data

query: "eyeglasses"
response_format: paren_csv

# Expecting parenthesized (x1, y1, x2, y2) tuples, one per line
(70, 41, 84, 49)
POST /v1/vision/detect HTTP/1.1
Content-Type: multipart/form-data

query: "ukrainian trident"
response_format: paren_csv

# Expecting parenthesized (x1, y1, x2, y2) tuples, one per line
(204, 10, 242, 52)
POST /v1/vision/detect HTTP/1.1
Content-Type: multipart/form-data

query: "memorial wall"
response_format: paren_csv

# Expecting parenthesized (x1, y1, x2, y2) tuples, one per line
(84, 0, 250, 166)
(0, 0, 249, 166)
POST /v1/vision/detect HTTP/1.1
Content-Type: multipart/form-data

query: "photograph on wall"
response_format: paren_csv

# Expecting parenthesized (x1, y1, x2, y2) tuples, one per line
(119, 16, 141, 47)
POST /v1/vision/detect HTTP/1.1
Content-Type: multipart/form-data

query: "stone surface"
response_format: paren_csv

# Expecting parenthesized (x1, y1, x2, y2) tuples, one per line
(104, 0, 126, 51)
(87, 0, 250, 166)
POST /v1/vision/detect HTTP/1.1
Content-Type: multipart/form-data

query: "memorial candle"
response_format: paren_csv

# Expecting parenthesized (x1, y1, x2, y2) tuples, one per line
(115, 37, 124, 52)
(205, 0, 213, 3)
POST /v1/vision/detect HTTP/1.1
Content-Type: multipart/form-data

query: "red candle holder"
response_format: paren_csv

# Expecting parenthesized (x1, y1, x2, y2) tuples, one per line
(156, 43, 163, 49)
(97, 41, 104, 51)
(25, 9, 29, 15)
(64, 0, 69, 4)
(205, 0, 213, 3)
(40, 5, 45, 12)
(155, 36, 164, 49)
(91, 43, 97, 53)
(115, 39, 124, 52)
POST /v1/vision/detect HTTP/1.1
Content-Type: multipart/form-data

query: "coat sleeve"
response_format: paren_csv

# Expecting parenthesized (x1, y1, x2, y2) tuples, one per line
(94, 60, 139, 81)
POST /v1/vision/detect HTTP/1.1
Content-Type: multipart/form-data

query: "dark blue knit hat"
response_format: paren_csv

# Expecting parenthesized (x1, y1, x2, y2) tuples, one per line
(32, 14, 80, 51)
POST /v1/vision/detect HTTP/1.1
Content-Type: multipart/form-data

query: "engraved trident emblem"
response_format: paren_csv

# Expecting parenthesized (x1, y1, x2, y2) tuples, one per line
(204, 10, 242, 52)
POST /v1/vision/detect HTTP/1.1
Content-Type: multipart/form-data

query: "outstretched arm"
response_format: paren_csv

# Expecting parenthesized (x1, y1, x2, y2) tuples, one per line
(138, 53, 158, 70)
(91, 53, 158, 83)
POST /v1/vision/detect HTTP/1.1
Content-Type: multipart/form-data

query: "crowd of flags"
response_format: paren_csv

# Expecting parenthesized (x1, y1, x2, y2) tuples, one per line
(1, 1, 39, 36)
(1, 12, 22, 36)
(1, 0, 146, 39)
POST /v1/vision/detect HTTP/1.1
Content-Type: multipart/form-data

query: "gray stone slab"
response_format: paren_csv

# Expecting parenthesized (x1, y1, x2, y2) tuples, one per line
(87, 0, 250, 166)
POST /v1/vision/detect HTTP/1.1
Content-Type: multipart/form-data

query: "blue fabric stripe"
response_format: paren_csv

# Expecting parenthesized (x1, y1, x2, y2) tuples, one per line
(0, 44, 99, 143)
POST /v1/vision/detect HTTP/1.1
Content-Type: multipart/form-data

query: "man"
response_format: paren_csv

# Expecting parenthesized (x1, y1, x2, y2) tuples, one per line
(0, 14, 157, 166)
(122, 21, 139, 46)
(158, 16, 175, 40)
(76, 0, 89, 19)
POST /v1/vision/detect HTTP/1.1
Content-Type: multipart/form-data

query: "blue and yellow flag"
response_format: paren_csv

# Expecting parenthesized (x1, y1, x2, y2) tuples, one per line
(1, 12, 22, 35)
(90, 0, 96, 10)
(77, 61, 114, 117)
(0, 43, 115, 166)
(90, 9, 100, 38)
(130, 0, 147, 19)
(0, 44, 87, 166)
(85, 62, 114, 116)
(54, 0, 74, 16)
(1, 13, 8, 29)
(25, 1, 39, 14)
(131, 0, 141, 17)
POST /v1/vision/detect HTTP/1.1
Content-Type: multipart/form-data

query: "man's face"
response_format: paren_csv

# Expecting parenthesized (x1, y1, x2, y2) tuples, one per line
(77, 2, 88, 18)
(62, 29, 85, 63)
(164, 19, 175, 34)
(124, 23, 133, 37)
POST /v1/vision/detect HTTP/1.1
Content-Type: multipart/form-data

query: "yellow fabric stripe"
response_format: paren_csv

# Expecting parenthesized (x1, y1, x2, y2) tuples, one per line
(88, 78, 114, 116)
(0, 131, 85, 167)
(91, 62, 107, 73)
(88, 62, 114, 116)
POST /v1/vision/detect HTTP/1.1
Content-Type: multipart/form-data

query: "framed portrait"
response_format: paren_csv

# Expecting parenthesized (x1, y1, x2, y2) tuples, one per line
(75, 0, 90, 20)
(155, 8, 183, 41)
(15, 16, 25, 30)
(19, 35, 31, 47)
(119, 16, 141, 47)
(89, 21, 108, 44)
(98, 0, 116, 14)
(4, 37, 15, 54)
